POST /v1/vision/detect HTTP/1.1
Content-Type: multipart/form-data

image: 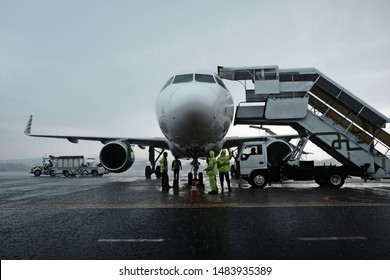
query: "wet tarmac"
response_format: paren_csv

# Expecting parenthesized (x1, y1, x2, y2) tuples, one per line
(1, 170, 390, 259)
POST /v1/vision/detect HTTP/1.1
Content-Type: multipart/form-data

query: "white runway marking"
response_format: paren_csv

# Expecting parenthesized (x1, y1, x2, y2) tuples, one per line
(298, 236, 367, 241)
(98, 238, 165, 243)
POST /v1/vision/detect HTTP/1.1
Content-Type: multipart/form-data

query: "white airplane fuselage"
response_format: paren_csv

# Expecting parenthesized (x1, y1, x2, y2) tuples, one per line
(156, 72, 234, 158)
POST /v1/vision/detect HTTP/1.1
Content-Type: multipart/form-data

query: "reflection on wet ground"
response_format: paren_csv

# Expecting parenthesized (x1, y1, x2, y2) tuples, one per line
(1, 171, 390, 209)
(1, 172, 390, 259)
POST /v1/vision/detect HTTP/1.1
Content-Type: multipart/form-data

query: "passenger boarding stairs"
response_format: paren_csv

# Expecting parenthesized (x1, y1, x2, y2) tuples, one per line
(218, 66, 390, 179)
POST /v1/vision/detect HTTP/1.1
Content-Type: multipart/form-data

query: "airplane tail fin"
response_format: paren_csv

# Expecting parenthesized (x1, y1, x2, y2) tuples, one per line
(24, 115, 33, 135)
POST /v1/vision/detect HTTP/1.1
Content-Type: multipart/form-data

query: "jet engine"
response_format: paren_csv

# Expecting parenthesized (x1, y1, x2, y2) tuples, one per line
(99, 141, 135, 173)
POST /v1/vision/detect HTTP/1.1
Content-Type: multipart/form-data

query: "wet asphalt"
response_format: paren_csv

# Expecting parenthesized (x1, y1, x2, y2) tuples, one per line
(1, 171, 390, 260)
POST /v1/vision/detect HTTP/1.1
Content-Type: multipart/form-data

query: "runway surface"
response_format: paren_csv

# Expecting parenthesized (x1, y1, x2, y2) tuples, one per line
(1, 170, 390, 259)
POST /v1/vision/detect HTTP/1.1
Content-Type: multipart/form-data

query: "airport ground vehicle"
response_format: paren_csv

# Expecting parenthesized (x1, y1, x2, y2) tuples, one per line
(236, 139, 347, 188)
(31, 155, 106, 177)
(218, 65, 390, 188)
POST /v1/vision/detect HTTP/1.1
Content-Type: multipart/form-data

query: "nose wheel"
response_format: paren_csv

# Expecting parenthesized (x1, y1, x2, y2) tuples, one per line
(187, 171, 204, 186)
(188, 158, 204, 187)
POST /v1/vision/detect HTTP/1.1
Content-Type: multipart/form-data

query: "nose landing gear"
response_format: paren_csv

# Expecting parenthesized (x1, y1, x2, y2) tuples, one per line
(188, 158, 204, 187)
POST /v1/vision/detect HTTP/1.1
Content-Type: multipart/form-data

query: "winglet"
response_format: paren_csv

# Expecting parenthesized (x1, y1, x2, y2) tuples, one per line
(24, 115, 33, 135)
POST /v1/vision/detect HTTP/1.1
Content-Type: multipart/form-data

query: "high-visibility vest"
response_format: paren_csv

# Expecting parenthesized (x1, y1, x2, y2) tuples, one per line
(159, 157, 168, 173)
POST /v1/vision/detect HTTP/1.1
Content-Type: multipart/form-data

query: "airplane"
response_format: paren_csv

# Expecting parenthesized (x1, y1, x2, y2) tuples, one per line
(25, 69, 297, 184)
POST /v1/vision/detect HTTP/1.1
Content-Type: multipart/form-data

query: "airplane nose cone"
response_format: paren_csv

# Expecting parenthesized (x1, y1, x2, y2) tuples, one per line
(170, 84, 214, 110)
(170, 84, 216, 121)
(169, 84, 219, 146)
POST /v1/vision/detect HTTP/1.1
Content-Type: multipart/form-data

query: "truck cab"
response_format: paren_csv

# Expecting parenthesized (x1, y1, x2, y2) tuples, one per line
(238, 142, 269, 187)
(238, 139, 292, 188)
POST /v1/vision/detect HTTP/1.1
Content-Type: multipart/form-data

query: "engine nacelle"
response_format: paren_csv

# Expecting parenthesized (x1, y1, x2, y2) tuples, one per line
(99, 141, 135, 173)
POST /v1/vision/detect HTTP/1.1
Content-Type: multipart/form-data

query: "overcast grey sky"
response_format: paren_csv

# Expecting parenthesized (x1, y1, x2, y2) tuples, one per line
(1, 0, 390, 161)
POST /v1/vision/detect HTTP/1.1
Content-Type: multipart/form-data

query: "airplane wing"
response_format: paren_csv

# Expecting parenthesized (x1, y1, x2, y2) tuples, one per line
(24, 115, 170, 150)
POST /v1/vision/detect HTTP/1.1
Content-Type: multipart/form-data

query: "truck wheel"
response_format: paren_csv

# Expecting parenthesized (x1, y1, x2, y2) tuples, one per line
(49, 170, 56, 177)
(33, 170, 42, 177)
(250, 171, 268, 189)
(63, 170, 70, 177)
(91, 170, 98, 177)
(328, 173, 344, 188)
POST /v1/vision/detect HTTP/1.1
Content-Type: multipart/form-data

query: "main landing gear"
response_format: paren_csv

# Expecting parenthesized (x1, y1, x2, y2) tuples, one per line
(145, 146, 163, 179)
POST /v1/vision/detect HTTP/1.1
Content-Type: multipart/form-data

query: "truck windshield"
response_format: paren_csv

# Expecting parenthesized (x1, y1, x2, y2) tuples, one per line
(241, 145, 263, 160)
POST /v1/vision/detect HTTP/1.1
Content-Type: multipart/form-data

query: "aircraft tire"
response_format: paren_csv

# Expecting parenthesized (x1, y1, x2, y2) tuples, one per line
(198, 172, 203, 185)
(188, 172, 193, 185)
(155, 166, 161, 179)
(145, 166, 152, 179)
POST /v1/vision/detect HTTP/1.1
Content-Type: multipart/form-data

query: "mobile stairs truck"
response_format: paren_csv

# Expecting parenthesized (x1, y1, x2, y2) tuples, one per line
(218, 65, 390, 188)
(31, 155, 106, 177)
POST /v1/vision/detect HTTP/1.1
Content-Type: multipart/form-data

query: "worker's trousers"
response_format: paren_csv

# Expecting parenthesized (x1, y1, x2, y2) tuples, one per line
(161, 172, 169, 189)
(209, 175, 217, 192)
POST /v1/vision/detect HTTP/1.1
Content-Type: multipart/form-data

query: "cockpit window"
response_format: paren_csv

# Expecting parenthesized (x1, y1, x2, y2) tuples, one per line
(195, 74, 215, 83)
(173, 74, 193, 84)
(215, 76, 228, 90)
(161, 76, 174, 91)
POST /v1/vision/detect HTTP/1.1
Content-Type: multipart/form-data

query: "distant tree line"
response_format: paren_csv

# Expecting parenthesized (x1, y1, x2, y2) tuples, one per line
(0, 163, 30, 172)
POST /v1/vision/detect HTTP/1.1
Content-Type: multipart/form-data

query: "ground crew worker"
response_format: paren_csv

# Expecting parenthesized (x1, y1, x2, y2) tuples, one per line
(159, 152, 170, 190)
(206, 150, 218, 194)
(217, 149, 232, 192)
(171, 156, 182, 182)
